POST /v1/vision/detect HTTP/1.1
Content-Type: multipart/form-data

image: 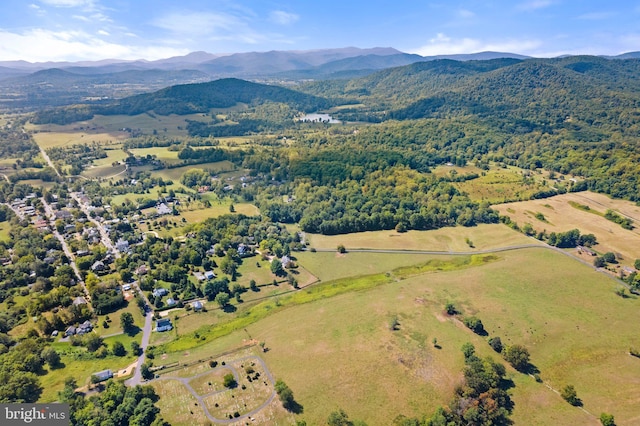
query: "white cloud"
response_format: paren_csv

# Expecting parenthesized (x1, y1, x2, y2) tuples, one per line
(97, 30, 109, 36)
(0, 28, 187, 62)
(577, 12, 616, 20)
(152, 11, 265, 44)
(517, 0, 553, 11)
(269, 11, 299, 25)
(39, 0, 92, 7)
(411, 33, 542, 56)
(458, 9, 475, 19)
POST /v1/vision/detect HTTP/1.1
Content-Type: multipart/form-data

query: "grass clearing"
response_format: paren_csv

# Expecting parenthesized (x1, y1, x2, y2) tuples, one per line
(144, 244, 640, 424)
(455, 166, 550, 203)
(0, 221, 11, 242)
(150, 380, 210, 425)
(242, 248, 639, 425)
(179, 203, 259, 223)
(152, 348, 294, 425)
(155, 254, 498, 356)
(151, 161, 236, 182)
(39, 351, 136, 402)
(305, 223, 539, 253)
(31, 129, 127, 149)
(130, 147, 182, 165)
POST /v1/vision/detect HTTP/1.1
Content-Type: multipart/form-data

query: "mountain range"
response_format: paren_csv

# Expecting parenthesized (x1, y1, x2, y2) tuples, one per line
(1, 47, 639, 111)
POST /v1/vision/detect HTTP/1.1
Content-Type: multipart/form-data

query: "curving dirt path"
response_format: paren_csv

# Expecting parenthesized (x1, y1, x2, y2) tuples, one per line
(151, 355, 276, 424)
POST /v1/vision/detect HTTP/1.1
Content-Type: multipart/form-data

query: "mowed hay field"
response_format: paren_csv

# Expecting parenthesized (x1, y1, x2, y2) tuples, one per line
(151, 247, 640, 425)
(30, 128, 128, 148)
(494, 191, 640, 265)
(306, 223, 541, 252)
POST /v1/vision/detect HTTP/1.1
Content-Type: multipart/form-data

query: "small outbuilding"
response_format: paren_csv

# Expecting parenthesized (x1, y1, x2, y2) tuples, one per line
(92, 369, 113, 382)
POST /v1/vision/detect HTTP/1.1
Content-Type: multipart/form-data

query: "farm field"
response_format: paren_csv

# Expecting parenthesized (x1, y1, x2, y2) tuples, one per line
(90, 113, 208, 137)
(82, 163, 127, 179)
(151, 160, 237, 182)
(30, 129, 128, 148)
(130, 147, 182, 165)
(305, 223, 541, 253)
(248, 248, 638, 425)
(145, 246, 639, 425)
(454, 166, 552, 203)
(179, 202, 259, 223)
(494, 191, 640, 266)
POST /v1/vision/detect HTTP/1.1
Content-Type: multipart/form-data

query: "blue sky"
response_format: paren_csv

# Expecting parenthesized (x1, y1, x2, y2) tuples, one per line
(0, 0, 639, 62)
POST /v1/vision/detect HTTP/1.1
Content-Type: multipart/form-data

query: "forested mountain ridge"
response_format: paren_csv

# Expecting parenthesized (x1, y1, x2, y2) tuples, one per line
(32, 78, 334, 123)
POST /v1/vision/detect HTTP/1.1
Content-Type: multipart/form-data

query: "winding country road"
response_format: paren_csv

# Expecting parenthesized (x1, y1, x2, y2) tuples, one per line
(37, 143, 157, 384)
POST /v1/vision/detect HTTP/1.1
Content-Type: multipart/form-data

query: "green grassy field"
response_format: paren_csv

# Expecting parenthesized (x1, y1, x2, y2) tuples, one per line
(151, 161, 236, 182)
(454, 166, 551, 203)
(30, 129, 128, 148)
(39, 348, 137, 402)
(82, 163, 127, 179)
(0, 221, 11, 242)
(147, 246, 640, 425)
(305, 223, 540, 252)
(90, 113, 208, 138)
(130, 147, 182, 165)
(94, 300, 146, 337)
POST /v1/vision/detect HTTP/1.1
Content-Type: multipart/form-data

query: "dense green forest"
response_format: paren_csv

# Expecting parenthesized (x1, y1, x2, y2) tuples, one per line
(28, 55, 640, 212)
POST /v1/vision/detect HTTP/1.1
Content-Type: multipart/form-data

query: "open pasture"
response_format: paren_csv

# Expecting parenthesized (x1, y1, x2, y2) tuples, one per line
(0, 221, 10, 242)
(31, 129, 128, 149)
(83, 113, 209, 138)
(38, 349, 137, 403)
(151, 160, 236, 182)
(454, 166, 551, 203)
(179, 202, 259, 223)
(431, 163, 483, 178)
(305, 223, 540, 253)
(233, 247, 639, 425)
(494, 191, 640, 265)
(130, 147, 182, 165)
(82, 163, 127, 179)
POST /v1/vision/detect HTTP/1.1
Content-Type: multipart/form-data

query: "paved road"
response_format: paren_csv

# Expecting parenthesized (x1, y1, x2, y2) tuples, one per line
(69, 192, 120, 258)
(40, 196, 91, 305)
(124, 306, 154, 387)
(38, 142, 159, 387)
(151, 355, 276, 424)
(39, 146, 61, 178)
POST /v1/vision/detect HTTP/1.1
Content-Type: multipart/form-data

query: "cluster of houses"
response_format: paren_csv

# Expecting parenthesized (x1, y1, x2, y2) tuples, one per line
(193, 270, 216, 282)
(65, 320, 93, 337)
(10, 193, 39, 220)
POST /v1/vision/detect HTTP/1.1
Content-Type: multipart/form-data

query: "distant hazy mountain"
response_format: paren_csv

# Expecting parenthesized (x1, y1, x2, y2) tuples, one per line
(605, 51, 640, 59)
(3, 47, 640, 110)
(195, 47, 402, 76)
(0, 66, 29, 81)
(0, 68, 211, 109)
(422, 51, 530, 61)
(32, 78, 332, 123)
